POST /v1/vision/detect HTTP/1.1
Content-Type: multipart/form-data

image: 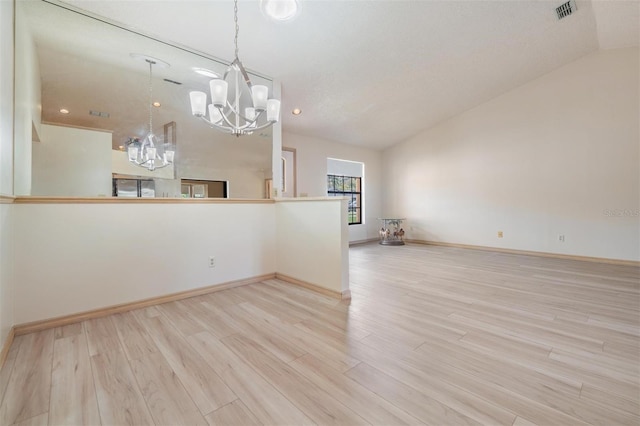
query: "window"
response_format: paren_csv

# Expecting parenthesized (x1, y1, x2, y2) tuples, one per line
(327, 174, 362, 225)
(112, 178, 155, 198)
(180, 179, 228, 198)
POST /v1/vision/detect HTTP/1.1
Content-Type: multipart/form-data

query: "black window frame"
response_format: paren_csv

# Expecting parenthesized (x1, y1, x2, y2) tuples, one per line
(327, 174, 362, 225)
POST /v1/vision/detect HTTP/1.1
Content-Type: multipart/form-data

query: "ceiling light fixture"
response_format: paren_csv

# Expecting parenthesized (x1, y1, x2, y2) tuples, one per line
(127, 57, 175, 171)
(189, 0, 280, 137)
(153, 101, 161, 107)
(192, 67, 219, 78)
(59, 108, 69, 114)
(260, 0, 300, 21)
(292, 108, 302, 115)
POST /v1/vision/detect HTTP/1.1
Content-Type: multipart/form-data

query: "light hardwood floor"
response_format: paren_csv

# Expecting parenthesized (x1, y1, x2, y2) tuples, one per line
(0, 243, 638, 425)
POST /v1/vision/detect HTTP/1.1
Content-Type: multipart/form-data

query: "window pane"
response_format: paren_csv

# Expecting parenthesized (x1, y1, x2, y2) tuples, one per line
(348, 207, 356, 224)
(193, 184, 207, 198)
(181, 184, 191, 198)
(326, 173, 362, 225)
(327, 175, 334, 192)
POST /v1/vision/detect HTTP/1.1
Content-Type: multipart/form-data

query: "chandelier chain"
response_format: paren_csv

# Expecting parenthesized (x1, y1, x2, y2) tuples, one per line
(234, 0, 239, 59)
(147, 60, 154, 134)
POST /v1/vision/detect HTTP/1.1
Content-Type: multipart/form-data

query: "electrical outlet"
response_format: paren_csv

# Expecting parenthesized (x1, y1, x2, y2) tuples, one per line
(558, 234, 565, 242)
(208, 256, 216, 268)
(497, 231, 503, 238)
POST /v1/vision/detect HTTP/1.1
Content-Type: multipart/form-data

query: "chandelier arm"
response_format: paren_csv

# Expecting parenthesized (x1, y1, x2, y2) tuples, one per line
(220, 102, 263, 126)
(199, 113, 270, 135)
(224, 59, 252, 89)
(218, 106, 240, 129)
(150, 162, 171, 170)
(198, 115, 234, 133)
(222, 99, 241, 117)
(250, 120, 279, 133)
(249, 109, 265, 124)
(236, 59, 253, 89)
(132, 158, 170, 170)
(216, 105, 260, 132)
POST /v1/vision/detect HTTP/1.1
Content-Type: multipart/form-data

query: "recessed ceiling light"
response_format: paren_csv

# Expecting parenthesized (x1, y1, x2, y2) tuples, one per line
(292, 108, 302, 115)
(153, 102, 161, 107)
(59, 108, 69, 114)
(260, 0, 300, 21)
(192, 67, 219, 78)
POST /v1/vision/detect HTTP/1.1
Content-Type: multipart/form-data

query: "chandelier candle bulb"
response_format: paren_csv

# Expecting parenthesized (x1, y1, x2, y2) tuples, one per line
(146, 147, 157, 160)
(251, 85, 269, 111)
(164, 151, 175, 163)
(128, 147, 138, 162)
(189, 91, 207, 116)
(267, 99, 281, 122)
(210, 80, 228, 108)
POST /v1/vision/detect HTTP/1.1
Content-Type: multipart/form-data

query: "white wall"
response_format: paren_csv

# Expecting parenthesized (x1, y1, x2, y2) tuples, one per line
(32, 124, 112, 197)
(283, 132, 383, 243)
(0, 0, 13, 196)
(13, 197, 350, 324)
(0, 0, 14, 345)
(276, 198, 349, 293)
(383, 48, 640, 261)
(14, 3, 41, 195)
(14, 202, 277, 323)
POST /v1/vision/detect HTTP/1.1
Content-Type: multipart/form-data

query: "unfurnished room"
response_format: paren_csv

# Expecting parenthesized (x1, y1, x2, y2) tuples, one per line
(0, 0, 638, 425)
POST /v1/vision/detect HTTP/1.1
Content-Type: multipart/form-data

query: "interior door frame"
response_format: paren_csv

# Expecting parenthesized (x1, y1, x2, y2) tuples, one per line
(282, 147, 297, 198)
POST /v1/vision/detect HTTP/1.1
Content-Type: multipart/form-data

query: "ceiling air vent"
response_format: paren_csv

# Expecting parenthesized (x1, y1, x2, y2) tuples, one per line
(89, 110, 110, 118)
(556, 0, 576, 20)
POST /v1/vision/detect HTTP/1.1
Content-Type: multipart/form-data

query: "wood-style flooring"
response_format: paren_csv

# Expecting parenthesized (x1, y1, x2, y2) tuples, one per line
(1, 243, 639, 425)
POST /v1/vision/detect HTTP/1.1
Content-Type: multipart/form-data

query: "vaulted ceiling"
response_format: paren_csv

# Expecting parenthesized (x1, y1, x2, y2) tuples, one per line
(62, 0, 639, 150)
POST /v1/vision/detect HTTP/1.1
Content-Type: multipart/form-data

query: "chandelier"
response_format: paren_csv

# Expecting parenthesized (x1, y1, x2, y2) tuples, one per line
(127, 57, 175, 171)
(189, 0, 281, 136)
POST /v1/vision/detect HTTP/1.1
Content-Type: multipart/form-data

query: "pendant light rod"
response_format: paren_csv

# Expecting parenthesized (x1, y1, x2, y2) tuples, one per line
(147, 59, 155, 134)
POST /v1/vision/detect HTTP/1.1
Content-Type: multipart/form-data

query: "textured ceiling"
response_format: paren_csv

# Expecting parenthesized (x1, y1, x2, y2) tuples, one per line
(60, 0, 639, 150)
